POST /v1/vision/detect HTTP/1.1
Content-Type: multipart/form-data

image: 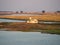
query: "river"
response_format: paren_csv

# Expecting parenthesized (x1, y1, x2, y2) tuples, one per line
(0, 19, 60, 24)
(0, 19, 26, 22)
(0, 31, 60, 45)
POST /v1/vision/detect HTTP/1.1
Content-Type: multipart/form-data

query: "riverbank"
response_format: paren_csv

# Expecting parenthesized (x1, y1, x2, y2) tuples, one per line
(0, 14, 60, 21)
(0, 22, 60, 34)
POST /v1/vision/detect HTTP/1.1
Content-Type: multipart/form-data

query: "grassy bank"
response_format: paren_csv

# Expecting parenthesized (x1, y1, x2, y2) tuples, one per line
(0, 22, 60, 34)
(0, 14, 60, 21)
(38, 30, 60, 34)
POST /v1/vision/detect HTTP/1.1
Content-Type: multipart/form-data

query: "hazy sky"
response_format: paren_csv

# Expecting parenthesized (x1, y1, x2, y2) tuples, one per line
(0, 0, 60, 12)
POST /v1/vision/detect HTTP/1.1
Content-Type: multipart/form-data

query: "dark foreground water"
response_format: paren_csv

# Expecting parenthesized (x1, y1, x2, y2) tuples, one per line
(0, 31, 60, 45)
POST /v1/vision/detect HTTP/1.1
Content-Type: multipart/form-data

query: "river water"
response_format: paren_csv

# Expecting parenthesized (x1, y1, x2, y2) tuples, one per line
(0, 19, 26, 22)
(0, 19, 60, 24)
(0, 19, 60, 45)
(0, 31, 60, 45)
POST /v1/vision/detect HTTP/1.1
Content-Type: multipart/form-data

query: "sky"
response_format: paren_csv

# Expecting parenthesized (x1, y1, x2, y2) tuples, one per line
(0, 0, 60, 12)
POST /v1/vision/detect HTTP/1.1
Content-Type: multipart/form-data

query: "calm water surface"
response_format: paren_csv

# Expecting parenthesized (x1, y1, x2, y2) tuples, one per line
(0, 19, 26, 22)
(0, 19, 60, 24)
(0, 31, 60, 45)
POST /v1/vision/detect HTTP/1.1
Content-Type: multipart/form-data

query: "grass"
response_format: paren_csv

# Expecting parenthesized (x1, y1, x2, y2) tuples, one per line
(0, 22, 60, 34)
(38, 30, 60, 34)
(0, 14, 60, 21)
(0, 14, 60, 34)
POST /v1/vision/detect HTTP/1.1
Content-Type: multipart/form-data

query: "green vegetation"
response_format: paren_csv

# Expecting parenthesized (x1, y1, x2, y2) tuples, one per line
(38, 30, 60, 34)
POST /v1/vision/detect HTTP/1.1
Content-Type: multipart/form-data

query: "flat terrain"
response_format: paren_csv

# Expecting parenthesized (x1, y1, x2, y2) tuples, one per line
(0, 22, 60, 34)
(0, 14, 60, 34)
(0, 14, 60, 21)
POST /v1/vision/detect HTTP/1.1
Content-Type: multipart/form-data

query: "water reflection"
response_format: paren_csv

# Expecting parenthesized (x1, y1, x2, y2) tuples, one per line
(0, 31, 60, 45)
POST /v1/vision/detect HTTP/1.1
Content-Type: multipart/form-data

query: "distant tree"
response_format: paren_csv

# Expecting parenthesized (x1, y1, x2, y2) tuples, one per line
(56, 11, 60, 13)
(42, 10, 45, 13)
(16, 11, 19, 14)
(20, 11, 23, 13)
